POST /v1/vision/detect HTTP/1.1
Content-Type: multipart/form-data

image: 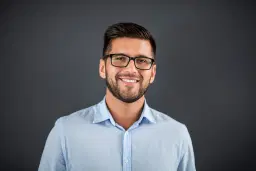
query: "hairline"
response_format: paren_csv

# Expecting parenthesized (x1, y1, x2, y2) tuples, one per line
(104, 37, 155, 58)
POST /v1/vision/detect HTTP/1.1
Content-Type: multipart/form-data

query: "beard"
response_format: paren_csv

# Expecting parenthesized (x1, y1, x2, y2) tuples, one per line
(105, 71, 151, 103)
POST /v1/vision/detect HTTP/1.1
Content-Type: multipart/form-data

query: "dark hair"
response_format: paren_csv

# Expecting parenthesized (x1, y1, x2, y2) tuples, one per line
(103, 22, 156, 57)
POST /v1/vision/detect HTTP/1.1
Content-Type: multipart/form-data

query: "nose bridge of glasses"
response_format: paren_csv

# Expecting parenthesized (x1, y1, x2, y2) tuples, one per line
(126, 57, 137, 69)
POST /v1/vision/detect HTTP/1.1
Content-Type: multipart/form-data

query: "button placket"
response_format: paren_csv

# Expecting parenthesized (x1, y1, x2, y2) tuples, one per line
(122, 131, 132, 171)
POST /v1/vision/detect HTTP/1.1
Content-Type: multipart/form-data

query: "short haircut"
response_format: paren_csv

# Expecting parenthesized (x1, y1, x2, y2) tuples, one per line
(103, 22, 156, 57)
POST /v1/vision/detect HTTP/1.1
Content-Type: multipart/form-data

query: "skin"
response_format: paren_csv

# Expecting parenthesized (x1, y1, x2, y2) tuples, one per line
(99, 37, 156, 130)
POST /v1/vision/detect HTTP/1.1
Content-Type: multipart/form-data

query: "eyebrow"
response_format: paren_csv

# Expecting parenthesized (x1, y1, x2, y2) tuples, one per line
(116, 53, 153, 59)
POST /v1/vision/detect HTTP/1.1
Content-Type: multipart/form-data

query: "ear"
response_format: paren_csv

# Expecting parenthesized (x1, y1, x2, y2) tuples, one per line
(149, 64, 156, 84)
(99, 59, 106, 79)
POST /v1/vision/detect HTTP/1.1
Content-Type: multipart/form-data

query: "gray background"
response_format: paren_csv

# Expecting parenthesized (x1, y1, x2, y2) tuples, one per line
(1, 0, 255, 171)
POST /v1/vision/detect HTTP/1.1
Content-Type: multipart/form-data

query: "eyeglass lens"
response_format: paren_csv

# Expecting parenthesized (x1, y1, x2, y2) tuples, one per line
(111, 54, 152, 70)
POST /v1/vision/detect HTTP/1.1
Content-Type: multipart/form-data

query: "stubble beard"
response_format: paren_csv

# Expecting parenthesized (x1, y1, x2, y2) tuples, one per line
(105, 71, 151, 103)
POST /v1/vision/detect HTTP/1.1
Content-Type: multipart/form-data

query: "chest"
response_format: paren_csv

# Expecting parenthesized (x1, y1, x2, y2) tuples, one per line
(64, 125, 181, 171)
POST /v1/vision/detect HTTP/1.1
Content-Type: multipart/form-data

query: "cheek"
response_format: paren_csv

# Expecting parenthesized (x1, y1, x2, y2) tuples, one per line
(141, 72, 151, 81)
(106, 68, 119, 80)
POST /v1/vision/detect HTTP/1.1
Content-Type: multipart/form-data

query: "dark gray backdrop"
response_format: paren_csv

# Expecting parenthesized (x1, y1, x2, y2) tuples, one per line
(1, 1, 255, 171)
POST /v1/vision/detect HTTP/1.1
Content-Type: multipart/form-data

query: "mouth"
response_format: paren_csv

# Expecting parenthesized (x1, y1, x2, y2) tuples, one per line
(119, 78, 139, 82)
(118, 78, 140, 85)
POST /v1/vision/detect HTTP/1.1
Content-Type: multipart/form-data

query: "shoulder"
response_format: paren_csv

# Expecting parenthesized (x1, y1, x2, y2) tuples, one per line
(150, 108, 184, 127)
(150, 108, 190, 138)
(54, 104, 97, 128)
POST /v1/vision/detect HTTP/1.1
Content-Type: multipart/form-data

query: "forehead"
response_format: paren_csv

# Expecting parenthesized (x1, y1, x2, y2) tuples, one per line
(109, 37, 153, 58)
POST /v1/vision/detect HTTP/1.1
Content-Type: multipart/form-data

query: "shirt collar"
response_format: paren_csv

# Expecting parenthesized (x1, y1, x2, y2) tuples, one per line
(93, 96, 156, 125)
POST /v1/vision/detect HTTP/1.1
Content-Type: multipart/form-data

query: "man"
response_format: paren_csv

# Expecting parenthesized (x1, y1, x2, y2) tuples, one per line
(38, 22, 196, 171)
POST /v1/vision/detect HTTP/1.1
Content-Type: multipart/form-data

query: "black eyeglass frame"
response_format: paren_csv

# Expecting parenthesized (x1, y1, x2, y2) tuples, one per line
(103, 53, 155, 70)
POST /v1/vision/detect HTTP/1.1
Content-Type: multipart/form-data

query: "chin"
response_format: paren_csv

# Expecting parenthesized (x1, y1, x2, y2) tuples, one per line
(119, 97, 140, 103)
(119, 93, 144, 103)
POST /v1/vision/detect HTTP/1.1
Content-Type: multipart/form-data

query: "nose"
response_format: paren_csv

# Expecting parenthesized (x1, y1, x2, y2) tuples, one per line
(125, 58, 138, 72)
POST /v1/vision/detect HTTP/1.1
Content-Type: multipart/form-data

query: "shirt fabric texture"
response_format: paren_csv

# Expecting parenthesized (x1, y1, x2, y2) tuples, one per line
(38, 97, 196, 171)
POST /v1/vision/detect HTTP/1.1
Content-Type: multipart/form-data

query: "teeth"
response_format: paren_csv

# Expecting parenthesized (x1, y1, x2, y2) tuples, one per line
(121, 79, 137, 83)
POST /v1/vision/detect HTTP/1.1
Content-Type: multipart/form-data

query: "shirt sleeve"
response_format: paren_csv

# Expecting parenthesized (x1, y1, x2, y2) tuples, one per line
(177, 125, 196, 171)
(38, 118, 66, 171)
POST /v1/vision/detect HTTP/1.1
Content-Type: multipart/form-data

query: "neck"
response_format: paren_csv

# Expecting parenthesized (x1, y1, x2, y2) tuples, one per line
(105, 89, 145, 130)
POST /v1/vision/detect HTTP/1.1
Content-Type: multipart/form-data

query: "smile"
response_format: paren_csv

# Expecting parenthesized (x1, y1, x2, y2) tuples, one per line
(119, 78, 139, 83)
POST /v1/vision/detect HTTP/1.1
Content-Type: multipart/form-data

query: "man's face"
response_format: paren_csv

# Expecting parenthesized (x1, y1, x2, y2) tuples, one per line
(99, 37, 156, 103)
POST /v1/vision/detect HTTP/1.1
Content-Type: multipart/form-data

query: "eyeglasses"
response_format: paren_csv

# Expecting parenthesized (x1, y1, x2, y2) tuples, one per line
(103, 53, 155, 70)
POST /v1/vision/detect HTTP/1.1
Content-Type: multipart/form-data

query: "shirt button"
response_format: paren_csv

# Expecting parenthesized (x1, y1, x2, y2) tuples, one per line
(124, 159, 129, 163)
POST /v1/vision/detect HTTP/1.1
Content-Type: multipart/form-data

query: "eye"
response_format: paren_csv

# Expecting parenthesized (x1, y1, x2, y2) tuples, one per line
(113, 56, 127, 61)
(136, 58, 151, 64)
(116, 57, 125, 60)
(138, 59, 145, 63)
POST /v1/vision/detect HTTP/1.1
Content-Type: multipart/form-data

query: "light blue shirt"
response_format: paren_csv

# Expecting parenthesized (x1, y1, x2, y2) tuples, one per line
(38, 97, 196, 171)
